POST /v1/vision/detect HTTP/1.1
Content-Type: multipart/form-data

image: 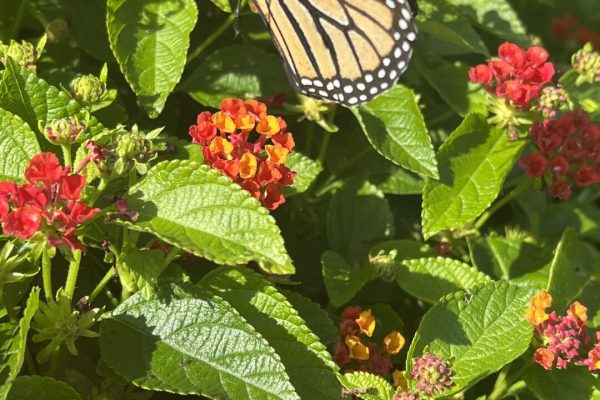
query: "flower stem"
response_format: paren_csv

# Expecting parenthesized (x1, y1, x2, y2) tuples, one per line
(187, 13, 235, 65)
(89, 267, 115, 304)
(61, 144, 72, 168)
(42, 247, 53, 302)
(317, 130, 331, 166)
(64, 249, 81, 300)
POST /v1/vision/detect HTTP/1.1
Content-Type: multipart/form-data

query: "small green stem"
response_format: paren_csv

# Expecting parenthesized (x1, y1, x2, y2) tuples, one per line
(64, 249, 81, 300)
(475, 178, 531, 230)
(89, 267, 115, 304)
(305, 122, 315, 158)
(60, 144, 72, 168)
(187, 14, 235, 64)
(317, 130, 332, 166)
(163, 246, 181, 269)
(8, 0, 28, 41)
(42, 247, 53, 302)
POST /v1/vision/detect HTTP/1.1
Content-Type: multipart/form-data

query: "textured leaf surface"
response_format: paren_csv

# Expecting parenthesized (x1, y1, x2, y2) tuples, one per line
(122, 248, 166, 298)
(0, 108, 40, 182)
(338, 372, 394, 400)
(120, 160, 293, 275)
(181, 45, 293, 108)
(0, 288, 40, 400)
(200, 268, 342, 400)
(327, 178, 394, 261)
(100, 282, 298, 399)
(107, 0, 198, 117)
(547, 228, 598, 311)
(407, 281, 534, 394)
(396, 257, 492, 304)
(322, 251, 374, 307)
(353, 85, 438, 179)
(282, 152, 323, 196)
(0, 60, 102, 136)
(524, 366, 600, 400)
(282, 290, 338, 345)
(449, 0, 527, 42)
(422, 114, 525, 239)
(7, 376, 81, 400)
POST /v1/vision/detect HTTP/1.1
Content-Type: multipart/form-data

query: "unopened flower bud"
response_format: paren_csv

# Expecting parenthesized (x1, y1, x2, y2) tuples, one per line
(70, 74, 106, 105)
(410, 353, 455, 397)
(46, 18, 70, 43)
(116, 132, 154, 164)
(44, 116, 87, 145)
(572, 43, 600, 85)
(536, 86, 569, 118)
(1, 40, 38, 69)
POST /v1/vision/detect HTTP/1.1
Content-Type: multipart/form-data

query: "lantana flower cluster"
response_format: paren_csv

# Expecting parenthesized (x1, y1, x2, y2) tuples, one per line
(189, 98, 296, 210)
(469, 42, 555, 108)
(0, 153, 98, 251)
(519, 110, 600, 200)
(393, 353, 456, 399)
(333, 306, 405, 376)
(526, 289, 600, 371)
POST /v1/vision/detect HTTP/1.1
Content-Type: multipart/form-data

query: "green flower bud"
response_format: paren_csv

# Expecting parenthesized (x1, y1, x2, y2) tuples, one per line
(572, 43, 600, 85)
(1, 40, 38, 69)
(116, 131, 154, 164)
(70, 74, 106, 105)
(46, 18, 70, 43)
(536, 86, 570, 118)
(44, 116, 87, 145)
(31, 290, 102, 363)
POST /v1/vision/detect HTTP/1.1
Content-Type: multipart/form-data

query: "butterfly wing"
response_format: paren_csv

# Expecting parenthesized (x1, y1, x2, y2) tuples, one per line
(252, 0, 418, 106)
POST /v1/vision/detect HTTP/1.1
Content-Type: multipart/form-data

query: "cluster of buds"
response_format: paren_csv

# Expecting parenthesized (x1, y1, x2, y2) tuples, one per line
(0, 37, 44, 70)
(31, 289, 101, 363)
(526, 290, 600, 371)
(333, 306, 404, 377)
(469, 42, 555, 109)
(0, 153, 99, 251)
(572, 43, 600, 85)
(189, 98, 296, 210)
(519, 110, 600, 200)
(535, 86, 570, 119)
(393, 354, 456, 399)
(43, 115, 87, 146)
(69, 64, 116, 111)
(552, 15, 600, 51)
(81, 125, 159, 181)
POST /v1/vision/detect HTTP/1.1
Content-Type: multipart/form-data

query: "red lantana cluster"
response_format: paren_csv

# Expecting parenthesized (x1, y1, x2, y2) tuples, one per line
(0, 153, 98, 251)
(469, 42, 555, 108)
(519, 110, 600, 200)
(552, 14, 600, 50)
(333, 306, 404, 377)
(189, 98, 296, 210)
(526, 290, 600, 371)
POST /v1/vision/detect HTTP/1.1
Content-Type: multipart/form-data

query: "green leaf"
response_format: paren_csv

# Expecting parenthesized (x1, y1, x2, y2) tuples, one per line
(209, 0, 233, 13)
(106, 0, 198, 117)
(200, 267, 342, 400)
(100, 282, 298, 399)
(547, 228, 597, 311)
(122, 248, 166, 298)
(524, 365, 600, 400)
(322, 251, 374, 308)
(416, 0, 489, 56)
(415, 56, 487, 116)
(327, 178, 394, 261)
(422, 114, 525, 239)
(0, 288, 40, 400)
(0, 59, 102, 136)
(0, 108, 40, 182)
(395, 257, 492, 304)
(7, 376, 81, 400)
(407, 281, 534, 395)
(449, 0, 527, 43)
(181, 45, 294, 108)
(468, 235, 552, 287)
(338, 372, 394, 400)
(353, 85, 438, 179)
(282, 290, 338, 345)
(120, 160, 293, 275)
(282, 152, 323, 197)
(60, 0, 113, 61)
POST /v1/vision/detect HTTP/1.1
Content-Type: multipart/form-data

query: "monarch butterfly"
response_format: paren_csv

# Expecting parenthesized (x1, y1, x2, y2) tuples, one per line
(251, 0, 419, 107)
